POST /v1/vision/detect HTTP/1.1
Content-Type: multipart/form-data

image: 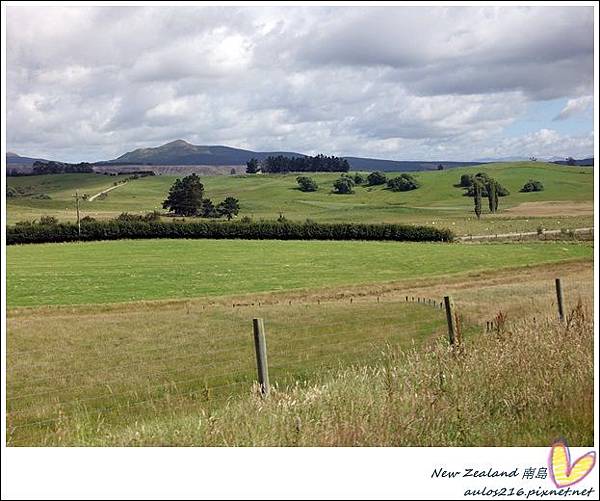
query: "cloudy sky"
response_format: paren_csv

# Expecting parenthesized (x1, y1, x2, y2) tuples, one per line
(5, 5, 595, 162)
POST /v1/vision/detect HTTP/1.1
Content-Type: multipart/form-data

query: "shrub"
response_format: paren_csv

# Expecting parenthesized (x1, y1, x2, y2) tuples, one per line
(296, 176, 318, 192)
(333, 177, 355, 194)
(353, 173, 365, 185)
(39, 216, 58, 225)
(520, 180, 544, 192)
(367, 171, 387, 186)
(6, 220, 455, 245)
(6, 186, 18, 198)
(31, 193, 52, 200)
(387, 173, 420, 192)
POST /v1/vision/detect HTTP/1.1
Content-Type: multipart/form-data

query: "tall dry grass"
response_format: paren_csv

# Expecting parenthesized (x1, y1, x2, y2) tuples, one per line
(68, 301, 593, 446)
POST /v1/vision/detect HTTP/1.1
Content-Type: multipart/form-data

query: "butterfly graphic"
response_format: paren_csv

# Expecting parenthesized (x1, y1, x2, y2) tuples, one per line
(549, 440, 596, 488)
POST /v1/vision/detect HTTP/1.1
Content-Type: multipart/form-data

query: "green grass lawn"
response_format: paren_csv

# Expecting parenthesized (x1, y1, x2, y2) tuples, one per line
(7, 238, 592, 307)
(6, 162, 594, 235)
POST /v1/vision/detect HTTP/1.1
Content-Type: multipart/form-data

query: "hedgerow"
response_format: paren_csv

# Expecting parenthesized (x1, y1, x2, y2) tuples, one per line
(7, 219, 454, 245)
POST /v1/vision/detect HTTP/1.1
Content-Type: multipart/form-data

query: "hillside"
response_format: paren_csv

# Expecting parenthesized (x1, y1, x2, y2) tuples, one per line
(6, 161, 593, 235)
(110, 139, 306, 166)
(111, 140, 485, 171)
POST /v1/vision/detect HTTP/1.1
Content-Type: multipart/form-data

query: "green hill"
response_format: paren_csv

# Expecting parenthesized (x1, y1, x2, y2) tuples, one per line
(6, 161, 593, 235)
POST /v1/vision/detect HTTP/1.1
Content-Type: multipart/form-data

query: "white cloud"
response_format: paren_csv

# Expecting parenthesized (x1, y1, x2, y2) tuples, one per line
(5, 5, 595, 162)
(554, 96, 594, 121)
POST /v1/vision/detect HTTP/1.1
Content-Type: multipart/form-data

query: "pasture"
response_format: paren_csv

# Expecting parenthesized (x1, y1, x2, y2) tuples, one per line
(6, 161, 594, 235)
(6, 239, 592, 307)
(6, 258, 594, 446)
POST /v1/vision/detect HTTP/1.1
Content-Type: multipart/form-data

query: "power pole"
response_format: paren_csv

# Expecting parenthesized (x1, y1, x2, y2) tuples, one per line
(73, 191, 81, 237)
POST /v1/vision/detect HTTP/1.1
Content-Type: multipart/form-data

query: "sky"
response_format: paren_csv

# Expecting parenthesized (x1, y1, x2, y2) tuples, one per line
(5, 5, 595, 163)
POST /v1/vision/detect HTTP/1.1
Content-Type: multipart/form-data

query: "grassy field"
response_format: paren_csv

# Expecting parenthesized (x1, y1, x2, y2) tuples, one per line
(6, 239, 592, 307)
(7, 260, 593, 446)
(6, 162, 594, 235)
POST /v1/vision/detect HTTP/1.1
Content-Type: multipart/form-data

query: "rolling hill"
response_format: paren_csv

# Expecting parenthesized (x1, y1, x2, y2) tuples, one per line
(109, 140, 306, 166)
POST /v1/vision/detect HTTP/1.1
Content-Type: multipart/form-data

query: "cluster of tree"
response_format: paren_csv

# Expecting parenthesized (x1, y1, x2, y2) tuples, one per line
(99, 170, 155, 178)
(520, 179, 544, 192)
(7, 219, 454, 245)
(162, 173, 240, 219)
(471, 176, 503, 218)
(32, 161, 94, 175)
(247, 154, 350, 174)
(296, 176, 319, 192)
(458, 173, 510, 197)
(387, 173, 420, 192)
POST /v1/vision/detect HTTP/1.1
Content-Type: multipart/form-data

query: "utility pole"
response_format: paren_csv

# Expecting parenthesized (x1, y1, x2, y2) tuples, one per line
(73, 191, 81, 238)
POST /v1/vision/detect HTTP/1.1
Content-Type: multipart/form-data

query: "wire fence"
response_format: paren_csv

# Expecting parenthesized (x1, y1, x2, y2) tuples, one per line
(7, 296, 447, 441)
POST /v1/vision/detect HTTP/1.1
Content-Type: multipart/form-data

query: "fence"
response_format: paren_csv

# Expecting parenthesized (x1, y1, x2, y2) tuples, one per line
(6, 278, 569, 444)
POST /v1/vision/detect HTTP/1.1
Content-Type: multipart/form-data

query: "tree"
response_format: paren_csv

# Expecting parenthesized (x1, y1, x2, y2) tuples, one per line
(217, 197, 240, 220)
(246, 158, 259, 174)
(459, 174, 473, 187)
(296, 176, 318, 192)
(437, 164, 444, 170)
(566, 157, 576, 166)
(367, 171, 387, 185)
(230, 168, 236, 175)
(333, 177, 355, 194)
(162, 173, 205, 216)
(487, 179, 498, 213)
(520, 179, 544, 192)
(387, 173, 420, 192)
(200, 198, 218, 218)
(474, 180, 483, 219)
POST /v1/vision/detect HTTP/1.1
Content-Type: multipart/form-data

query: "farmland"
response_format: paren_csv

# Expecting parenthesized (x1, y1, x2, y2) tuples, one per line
(6, 161, 594, 235)
(6, 239, 592, 307)
(5, 160, 595, 447)
(6, 257, 594, 446)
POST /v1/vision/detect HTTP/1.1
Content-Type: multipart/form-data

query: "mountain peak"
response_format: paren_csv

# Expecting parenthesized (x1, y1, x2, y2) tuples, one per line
(163, 139, 192, 147)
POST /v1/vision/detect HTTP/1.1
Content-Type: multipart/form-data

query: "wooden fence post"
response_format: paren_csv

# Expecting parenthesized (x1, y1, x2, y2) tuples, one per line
(444, 296, 458, 346)
(252, 318, 270, 396)
(555, 278, 565, 322)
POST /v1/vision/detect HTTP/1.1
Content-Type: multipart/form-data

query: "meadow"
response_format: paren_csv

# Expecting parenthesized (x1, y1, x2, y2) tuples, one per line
(5, 160, 595, 447)
(6, 161, 594, 235)
(7, 258, 593, 446)
(6, 239, 592, 307)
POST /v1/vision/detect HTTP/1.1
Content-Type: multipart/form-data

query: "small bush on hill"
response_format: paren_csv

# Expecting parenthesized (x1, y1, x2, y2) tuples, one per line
(521, 180, 544, 192)
(39, 216, 58, 225)
(333, 177, 355, 194)
(296, 176, 318, 192)
(387, 173, 420, 192)
(367, 171, 387, 186)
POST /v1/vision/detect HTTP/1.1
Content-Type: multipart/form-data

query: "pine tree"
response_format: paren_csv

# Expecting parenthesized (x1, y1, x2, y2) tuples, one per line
(474, 180, 482, 219)
(246, 158, 259, 174)
(487, 180, 498, 213)
(162, 174, 204, 216)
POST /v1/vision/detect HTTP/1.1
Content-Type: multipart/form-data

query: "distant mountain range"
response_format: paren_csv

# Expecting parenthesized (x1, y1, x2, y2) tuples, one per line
(6, 140, 594, 172)
(6, 152, 50, 166)
(107, 140, 306, 166)
(105, 140, 483, 172)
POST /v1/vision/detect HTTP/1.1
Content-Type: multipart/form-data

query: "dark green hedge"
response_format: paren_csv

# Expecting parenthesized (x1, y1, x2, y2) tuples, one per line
(7, 220, 454, 245)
